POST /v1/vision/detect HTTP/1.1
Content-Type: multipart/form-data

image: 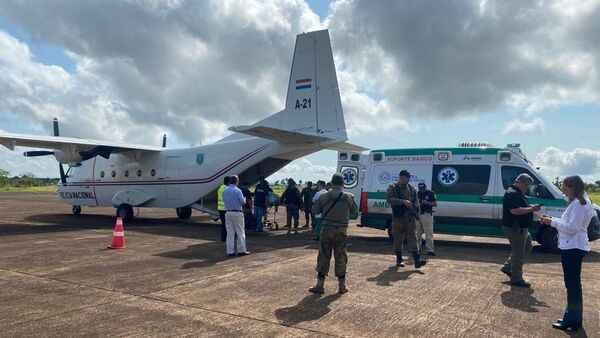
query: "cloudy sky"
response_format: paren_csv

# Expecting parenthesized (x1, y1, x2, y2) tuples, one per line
(0, 0, 599, 184)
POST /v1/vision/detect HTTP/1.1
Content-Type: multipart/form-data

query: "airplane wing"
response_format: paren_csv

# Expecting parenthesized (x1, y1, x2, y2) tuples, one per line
(0, 132, 161, 163)
(0, 132, 162, 152)
(228, 125, 368, 152)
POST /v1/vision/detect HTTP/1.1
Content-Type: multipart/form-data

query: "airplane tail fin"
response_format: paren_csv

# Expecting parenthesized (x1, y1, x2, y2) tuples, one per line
(233, 29, 347, 142)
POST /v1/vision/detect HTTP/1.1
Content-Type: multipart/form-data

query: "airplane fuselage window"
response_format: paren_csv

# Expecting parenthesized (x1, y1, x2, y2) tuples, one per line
(111, 170, 116, 178)
(137, 170, 142, 177)
(151, 169, 156, 177)
(124, 170, 129, 178)
(100, 171, 105, 178)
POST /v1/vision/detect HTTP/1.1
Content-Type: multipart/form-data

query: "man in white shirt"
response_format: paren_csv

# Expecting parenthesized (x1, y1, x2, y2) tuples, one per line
(222, 175, 249, 256)
(312, 180, 328, 240)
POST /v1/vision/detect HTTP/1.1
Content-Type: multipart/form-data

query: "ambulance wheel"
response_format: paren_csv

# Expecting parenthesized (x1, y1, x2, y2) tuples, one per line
(72, 205, 82, 216)
(116, 204, 134, 222)
(176, 207, 192, 219)
(540, 226, 560, 253)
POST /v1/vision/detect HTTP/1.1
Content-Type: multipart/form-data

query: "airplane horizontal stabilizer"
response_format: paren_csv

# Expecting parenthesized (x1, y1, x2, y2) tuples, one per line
(326, 142, 369, 152)
(228, 125, 336, 144)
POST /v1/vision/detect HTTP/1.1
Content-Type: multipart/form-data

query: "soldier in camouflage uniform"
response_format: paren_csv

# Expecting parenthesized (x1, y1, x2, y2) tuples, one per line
(386, 170, 427, 269)
(309, 173, 358, 294)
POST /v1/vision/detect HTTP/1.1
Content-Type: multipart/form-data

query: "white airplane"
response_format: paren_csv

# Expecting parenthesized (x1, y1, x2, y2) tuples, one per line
(0, 29, 365, 221)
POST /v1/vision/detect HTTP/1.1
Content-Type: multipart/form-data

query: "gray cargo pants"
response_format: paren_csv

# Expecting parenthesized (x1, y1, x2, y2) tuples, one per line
(501, 225, 533, 282)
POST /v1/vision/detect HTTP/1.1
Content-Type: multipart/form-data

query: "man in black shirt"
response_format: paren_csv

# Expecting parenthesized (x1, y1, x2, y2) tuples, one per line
(417, 183, 437, 256)
(253, 179, 272, 232)
(501, 173, 541, 288)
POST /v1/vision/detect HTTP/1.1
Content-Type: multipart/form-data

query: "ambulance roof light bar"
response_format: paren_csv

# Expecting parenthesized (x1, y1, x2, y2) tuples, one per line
(458, 142, 494, 148)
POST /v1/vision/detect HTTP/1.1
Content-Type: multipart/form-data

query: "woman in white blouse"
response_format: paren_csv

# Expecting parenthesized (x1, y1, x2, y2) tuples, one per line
(540, 175, 595, 332)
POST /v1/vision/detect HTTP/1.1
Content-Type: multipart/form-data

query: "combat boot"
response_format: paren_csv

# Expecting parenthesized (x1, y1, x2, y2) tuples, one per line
(309, 275, 325, 294)
(395, 252, 405, 267)
(338, 277, 348, 294)
(412, 251, 427, 269)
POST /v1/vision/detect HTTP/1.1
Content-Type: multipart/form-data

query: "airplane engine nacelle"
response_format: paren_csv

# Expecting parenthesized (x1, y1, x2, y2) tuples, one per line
(53, 149, 82, 165)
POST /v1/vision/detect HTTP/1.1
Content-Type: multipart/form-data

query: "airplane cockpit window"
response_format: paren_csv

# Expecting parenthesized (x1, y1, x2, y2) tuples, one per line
(151, 169, 156, 177)
(137, 170, 142, 177)
(196, 153, 204, 165)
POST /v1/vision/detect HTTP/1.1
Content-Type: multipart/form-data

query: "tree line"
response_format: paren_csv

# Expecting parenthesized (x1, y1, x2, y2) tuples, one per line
(0, 169, 58, 188)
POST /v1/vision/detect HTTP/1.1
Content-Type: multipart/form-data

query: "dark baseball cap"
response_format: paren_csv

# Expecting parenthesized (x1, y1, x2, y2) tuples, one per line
(399, 170, 411, 177)
(418, 182, 426, 188)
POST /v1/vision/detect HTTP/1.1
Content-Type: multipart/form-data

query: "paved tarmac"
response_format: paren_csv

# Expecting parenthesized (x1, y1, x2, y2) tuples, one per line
(0, 192, 598, 337)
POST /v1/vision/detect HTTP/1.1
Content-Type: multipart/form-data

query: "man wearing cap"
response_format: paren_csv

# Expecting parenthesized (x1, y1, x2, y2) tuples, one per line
(501, 173, 542, 288)
(417, 182, 437, 256)
(309, 173, 358, 294)
(387, 170, 427, 268)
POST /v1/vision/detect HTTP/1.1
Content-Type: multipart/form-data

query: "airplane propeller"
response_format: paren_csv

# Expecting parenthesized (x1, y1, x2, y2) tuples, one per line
(22, 118, 69, 185)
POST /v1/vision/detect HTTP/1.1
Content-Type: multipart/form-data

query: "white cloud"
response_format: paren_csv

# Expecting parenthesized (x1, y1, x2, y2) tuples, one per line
(327, 0, 600, 117)
(534, 146, 600, 182)
(269, 158, 336, 183)
(501, 117, 545, 134)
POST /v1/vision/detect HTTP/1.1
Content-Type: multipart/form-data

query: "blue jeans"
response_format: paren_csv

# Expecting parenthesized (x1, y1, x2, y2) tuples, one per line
(561, 248, 587, 324)
(254, 206, 266, 231)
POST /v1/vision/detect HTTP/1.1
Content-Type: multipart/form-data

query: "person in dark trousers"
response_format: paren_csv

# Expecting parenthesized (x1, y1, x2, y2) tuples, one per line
(301, 181, 316, 229)
(541, 175, 594, 331)
(280, 178, 303, 234)
(253, 179, 272, 232)
(500, 173, 541, 288)
(217, 176, 230, 242)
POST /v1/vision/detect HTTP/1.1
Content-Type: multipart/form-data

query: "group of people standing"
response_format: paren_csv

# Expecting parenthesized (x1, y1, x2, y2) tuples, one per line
(216, 170, 594, 332)
(501, 173, 594, 332)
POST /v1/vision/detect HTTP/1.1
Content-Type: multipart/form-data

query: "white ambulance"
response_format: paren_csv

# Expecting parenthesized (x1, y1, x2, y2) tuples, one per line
(337, 143, 600, 252)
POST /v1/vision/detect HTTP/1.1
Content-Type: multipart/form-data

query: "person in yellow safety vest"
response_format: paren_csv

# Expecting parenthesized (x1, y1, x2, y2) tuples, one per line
(218, 176, 230, 242)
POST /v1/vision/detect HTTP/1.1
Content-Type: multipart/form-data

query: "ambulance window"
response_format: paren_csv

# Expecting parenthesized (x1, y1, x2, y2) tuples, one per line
(373, 153, 383, 162)
(111, 170, 116, 178)
(351, 154, 360, 161)
(501, 166, 554, 199)
(100, 171, 105, 178)
(339, 153, 348, 161)
(137, 170, 142, 177)
(499, 152, 512, 161)
(124, 170, 129, 178)
(432, 165, 491, 195)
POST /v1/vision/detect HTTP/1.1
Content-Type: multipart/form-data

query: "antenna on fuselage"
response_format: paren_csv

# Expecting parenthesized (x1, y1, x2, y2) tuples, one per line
(162, 133, 167, 148)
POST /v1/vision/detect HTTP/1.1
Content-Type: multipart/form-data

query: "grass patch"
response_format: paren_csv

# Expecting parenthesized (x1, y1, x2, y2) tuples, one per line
(0, 185, 57, 193)
(588, 192, 600, 205)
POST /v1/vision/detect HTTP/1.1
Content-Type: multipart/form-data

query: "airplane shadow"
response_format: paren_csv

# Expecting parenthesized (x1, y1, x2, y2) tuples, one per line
(275, 293, 342, 326)
(366, 266, 425, 286)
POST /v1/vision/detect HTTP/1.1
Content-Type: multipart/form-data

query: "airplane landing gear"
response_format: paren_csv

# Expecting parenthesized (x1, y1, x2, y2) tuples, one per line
(116, 204, 134, 222)
(72, 205, 82, 216)
(176, 207, 192, 219)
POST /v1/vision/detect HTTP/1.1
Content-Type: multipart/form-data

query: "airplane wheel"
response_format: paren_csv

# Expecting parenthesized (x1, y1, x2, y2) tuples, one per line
(176, 207, 192, 219)
(116, 204, 134, 222)
(72, 205, 82, 216)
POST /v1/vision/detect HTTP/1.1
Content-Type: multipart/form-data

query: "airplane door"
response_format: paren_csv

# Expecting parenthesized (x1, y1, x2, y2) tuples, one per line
(165, 156, 181, 200)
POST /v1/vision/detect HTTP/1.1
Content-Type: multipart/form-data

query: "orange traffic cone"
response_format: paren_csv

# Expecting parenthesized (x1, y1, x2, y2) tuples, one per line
(108, 217, 126, 249)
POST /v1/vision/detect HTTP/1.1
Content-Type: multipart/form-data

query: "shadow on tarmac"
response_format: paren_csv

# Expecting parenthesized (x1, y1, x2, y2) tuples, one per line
(275, 293, 342, 326)
(13, 213, 600, 267)
(366, 266, 425, 286)
(500, 283, 550, 313)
